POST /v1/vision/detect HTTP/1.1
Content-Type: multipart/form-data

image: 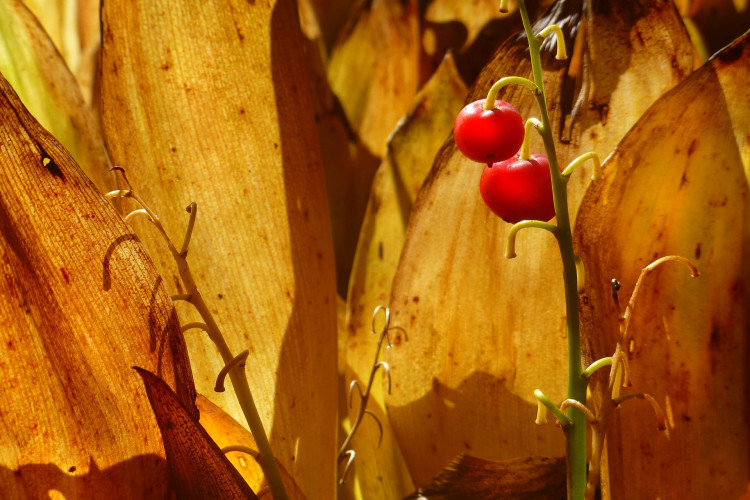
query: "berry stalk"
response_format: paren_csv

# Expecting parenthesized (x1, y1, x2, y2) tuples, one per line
(515, 1, 587, 498)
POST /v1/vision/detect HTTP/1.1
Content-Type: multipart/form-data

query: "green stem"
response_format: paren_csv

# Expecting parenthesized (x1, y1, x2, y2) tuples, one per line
(505, 219, 557, 259)
(175, 255, 289, 500)
(519, 117, 543, 161)
(534, 389, 573, 428)
(109, 172, 288, 498)
(581, 357, 613, 379)
(516, 2, 587, 498)
(561, 152, 602, 181)
(484, 76, 540, 109)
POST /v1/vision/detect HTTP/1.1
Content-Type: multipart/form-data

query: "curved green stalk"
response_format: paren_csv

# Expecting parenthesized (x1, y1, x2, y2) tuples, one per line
(581, 357, 613, 379)
(484, 76, 540, 109)
(515, 2, 587, 498)
(534, 389, 573, 428)
(505, 219, 558, 258)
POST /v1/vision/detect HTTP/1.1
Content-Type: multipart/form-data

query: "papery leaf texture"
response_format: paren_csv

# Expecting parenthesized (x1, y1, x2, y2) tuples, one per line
(384, 0, 694, 484)
(0, 70, 196, 499)
(136, 368, 258, 500)
(100, 1, 338, 498)
(574, 30, 750, 499)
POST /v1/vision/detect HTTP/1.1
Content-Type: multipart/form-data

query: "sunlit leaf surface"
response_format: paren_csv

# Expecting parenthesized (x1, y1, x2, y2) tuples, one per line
(341, 53, 467, 499)
(0, 72, 196, 499)
(137, 369, 258, 500)
(574, 31, 750, 499)
(197, 395, 307, 500)
(100, 1, 338, 498)
(328, 0, 420, 158)
(0, 0, 111, 192)
(384, 0, 694, 484)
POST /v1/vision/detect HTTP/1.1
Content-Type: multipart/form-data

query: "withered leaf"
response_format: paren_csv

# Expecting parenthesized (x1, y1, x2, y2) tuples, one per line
(197, 395, 307, 500)
(136, 368, 258, 500)
(327, 0, 420, 157)
(0, 70, 195, 498)
(100, 1, 338, 498)
(384, 0, 694, 485)
(405, 455, 565, 500)
(340, 53, 468, 499)
(423, 0, 517, 51)
(298, 0, 382, 293)
(0, 0, 112, 192)
(574, 31, 750, 499)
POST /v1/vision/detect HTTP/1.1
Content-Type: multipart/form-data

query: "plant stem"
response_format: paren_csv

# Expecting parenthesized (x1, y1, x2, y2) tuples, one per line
(109, 181, 289, 500)
(167, 228, 290, 500)
(515, 2, 587, 498)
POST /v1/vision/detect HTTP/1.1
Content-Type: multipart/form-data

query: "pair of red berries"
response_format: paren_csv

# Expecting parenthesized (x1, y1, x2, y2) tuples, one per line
(453, 99, 555, 224)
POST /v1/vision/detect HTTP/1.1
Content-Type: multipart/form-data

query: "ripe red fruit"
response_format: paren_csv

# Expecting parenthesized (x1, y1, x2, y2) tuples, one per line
(479, 153, 556, 223)
(453, 99, 525, 163)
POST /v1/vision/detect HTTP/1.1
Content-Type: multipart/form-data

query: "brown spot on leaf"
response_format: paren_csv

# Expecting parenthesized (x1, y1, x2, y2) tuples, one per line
(687, 139, 697, 157)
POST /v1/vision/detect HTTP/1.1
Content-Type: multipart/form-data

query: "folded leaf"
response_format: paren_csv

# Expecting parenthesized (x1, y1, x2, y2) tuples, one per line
(385, 0, 694, 485)
(406, 455, 565, 500)
(137, 368, 258, 500)
(197, 395, 307, 500)
(0, 70, 196, 498)
(574, 31, 750, 499)
(100, 1, 338, 498)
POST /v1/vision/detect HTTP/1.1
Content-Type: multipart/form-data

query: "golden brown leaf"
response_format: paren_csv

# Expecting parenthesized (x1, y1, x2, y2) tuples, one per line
(197, 395, 307, 500)
(20, 0, 80, 76)
(0, 0, 112, 192)
(0, 71, 195, 498)
(100, 1, 338, 498)
(406, 455, 565, 500)
(384, 0, 694, 485)
(424, 0, 518, 51)
(677, 0, 750, 53)
(137, 369, 258, 500)
(574, 32, 750, 499)
(327, 0, 420, 157)
(306, 0, 356, 51)
(340, 53, 467, 499)
(297, 0, 382, 293)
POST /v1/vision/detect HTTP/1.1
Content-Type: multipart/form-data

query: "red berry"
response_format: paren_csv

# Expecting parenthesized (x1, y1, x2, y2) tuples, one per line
(479, 153, 556, 223)
(453, 99, 525, 163)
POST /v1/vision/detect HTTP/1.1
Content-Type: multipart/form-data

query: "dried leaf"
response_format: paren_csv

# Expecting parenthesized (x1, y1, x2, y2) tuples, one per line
(306, 0, 356, 51)
(327, 0, 420, 157)
(0, 71, 196, 498)
(385, 0, 694, 485)
(0, 0, 112, 192)
(137, 369, 258, 500)
(197, 395, 307, 500)
(297, 0, 382, 293)
(406, 455, 565, 500)
(574, 32, 750, 499)
(21, 0, 80, 76)
(677, 0, 750, 53)
(100, 1, 338, 498)
(339, 53, 467, 499)
(424, 0, 518, 51)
